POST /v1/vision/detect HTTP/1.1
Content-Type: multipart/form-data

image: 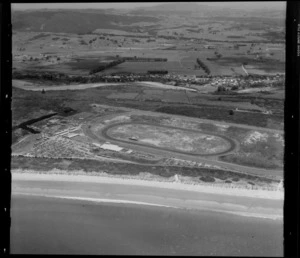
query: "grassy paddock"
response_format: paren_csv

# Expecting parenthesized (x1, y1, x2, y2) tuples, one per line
(155, 105, 283, 128)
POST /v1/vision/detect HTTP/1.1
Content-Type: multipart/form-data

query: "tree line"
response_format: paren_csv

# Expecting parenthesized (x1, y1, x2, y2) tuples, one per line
(89, 59, 126, 75)
(196, 58, 211, 75)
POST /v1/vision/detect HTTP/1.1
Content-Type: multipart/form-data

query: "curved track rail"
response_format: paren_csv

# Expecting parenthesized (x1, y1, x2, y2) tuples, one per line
(101, 122, 237, 157)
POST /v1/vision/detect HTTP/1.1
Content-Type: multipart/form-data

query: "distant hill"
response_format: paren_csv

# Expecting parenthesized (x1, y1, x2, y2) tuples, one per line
(12, 5, 285, 34)
(130, 2, 215, 15)
(12, 9, 159, 34)
(136, 3, 207, 12)
(130, 2, 285, 19)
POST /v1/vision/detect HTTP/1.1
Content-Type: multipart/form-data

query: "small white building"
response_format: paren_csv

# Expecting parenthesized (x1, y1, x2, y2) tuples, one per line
(67, 133, 79, 138)
(100, 143, 123, 152)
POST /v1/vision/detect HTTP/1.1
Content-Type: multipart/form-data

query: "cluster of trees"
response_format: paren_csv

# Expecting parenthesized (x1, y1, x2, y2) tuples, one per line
(29, 33, 48, 41)
(88, 37, 97, 44)
(164, 46, 177, 50)
(122, 57, 167, 62)
(101, 33, 150, 39)
(199, 176, 215, 182)
(147, 70, 168, 75)
(12, 71, 83, 83)
(12, 71, 169, 84)
(186, 28, 203, 33)
(216, 86, 239, 93)
(214, 51, 222, 59)
(28, 57, 39, 61)
(132, 39, 141, 43)
(80, 40, 88, 45)
(272, 79, 285, 88)
(217, 86, 226, 92)
(89, 59, 125, 75)
(159, 35, 177, 40)
(196, 58, 211, 75)
(206, 51, 222, 61)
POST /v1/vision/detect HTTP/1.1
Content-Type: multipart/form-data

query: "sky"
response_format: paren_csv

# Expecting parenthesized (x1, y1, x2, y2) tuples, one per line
(12, 2, 286, 11)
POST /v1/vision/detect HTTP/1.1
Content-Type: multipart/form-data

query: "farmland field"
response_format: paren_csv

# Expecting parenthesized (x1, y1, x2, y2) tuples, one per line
(107, 92, 139, 100)
(162, 91, 190, 103)
(103, 61, 167, 74)
(101, 59, 208, 76)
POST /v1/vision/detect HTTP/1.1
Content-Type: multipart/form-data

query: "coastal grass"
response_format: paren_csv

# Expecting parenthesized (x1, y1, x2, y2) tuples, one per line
(11, 156, 278, 186)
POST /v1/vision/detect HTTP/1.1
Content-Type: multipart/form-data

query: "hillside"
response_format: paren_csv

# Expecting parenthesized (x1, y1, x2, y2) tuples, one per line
(130, 2, 285, 19)
(130, 2, 218, 16)
(134, 2, 208, 12)
(12, 9, 159, 34)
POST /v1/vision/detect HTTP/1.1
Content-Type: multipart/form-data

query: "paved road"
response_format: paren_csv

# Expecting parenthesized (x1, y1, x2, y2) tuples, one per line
(242, 65, 249, 76)
(11, 174, 283, 255)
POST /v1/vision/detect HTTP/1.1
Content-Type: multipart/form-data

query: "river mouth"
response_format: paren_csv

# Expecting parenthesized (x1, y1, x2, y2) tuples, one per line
(101, 122, 235, 156)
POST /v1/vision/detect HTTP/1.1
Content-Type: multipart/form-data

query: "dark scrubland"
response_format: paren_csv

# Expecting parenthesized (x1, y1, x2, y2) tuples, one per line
(219, 153, 282, 170)
(12, 86, 283, 131)
(65, 57, 118, 71)
(11, 156, 278, 185)
(93, 150, 162, 165)
(28, 33, 49, 41)
(89, 59, 125, 75)
(260, 30, 285, 41)
(156, 105, 283, 128)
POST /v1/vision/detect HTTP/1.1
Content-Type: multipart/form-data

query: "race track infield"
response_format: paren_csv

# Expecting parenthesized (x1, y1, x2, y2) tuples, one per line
(101, 122, 237, 157)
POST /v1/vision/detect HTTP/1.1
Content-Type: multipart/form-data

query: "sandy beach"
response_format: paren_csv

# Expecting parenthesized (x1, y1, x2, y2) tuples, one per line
(12, 169, 284, 200)
(11, 169, 283, 255)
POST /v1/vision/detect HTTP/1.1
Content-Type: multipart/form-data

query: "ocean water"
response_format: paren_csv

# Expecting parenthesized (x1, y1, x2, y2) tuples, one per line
(11, 195, 283, 256)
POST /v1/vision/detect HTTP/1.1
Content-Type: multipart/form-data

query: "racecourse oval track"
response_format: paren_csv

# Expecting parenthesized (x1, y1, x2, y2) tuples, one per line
(99, 122, 237, 157)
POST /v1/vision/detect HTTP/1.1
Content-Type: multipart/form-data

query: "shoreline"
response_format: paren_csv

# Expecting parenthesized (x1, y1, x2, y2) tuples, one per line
(13, 192, 282, 221)
(12, 169, 284, 200)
